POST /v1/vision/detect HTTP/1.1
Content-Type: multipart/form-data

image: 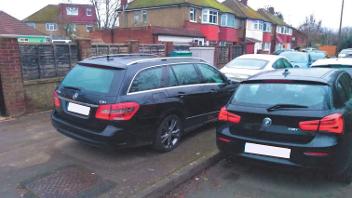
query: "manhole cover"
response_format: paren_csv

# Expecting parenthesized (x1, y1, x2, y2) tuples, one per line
(20, 165, 115, 198)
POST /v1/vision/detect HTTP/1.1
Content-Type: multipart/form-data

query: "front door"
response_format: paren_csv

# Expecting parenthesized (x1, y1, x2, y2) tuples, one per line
(0, 75, 6, 116)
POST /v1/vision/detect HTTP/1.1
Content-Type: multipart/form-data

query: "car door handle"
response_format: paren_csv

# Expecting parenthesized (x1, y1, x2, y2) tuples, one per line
(177, 92, 186, 98)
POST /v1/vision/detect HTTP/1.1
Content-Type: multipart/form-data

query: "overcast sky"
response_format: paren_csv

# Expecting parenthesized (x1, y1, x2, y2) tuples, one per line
(0, 0, 351, 30)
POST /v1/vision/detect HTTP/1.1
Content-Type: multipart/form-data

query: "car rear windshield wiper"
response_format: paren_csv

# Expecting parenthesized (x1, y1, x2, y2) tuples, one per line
(63, 86, 81, 91)
(267, 104, 309, 112)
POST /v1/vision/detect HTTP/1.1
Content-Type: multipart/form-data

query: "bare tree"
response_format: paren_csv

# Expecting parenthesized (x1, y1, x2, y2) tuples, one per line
(299, 15, 323, 47)
(90, 0, 120, 29)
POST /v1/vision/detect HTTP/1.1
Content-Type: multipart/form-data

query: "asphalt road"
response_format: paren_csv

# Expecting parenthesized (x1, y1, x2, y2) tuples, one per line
(167, 158, 352, 198)
(0, 111, 217, 198)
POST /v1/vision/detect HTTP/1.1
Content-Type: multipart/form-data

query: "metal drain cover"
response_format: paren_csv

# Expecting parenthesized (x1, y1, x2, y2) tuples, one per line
(21, 165, 115, 198)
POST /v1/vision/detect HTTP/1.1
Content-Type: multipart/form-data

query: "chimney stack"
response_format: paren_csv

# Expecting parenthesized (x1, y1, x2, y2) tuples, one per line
(121, 0, 128, 10)
(240, 0, 248, 5)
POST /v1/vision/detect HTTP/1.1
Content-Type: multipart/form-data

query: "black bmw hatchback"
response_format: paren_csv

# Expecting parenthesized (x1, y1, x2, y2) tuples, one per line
(52, 55, 237, 152)
(217, 68, 352, 183)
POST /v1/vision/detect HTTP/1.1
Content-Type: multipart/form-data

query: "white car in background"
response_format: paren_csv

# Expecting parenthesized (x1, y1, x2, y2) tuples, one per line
(220, 54, 293, 82)
(338, 49, 352, 58)
(311, 58, 352, 76)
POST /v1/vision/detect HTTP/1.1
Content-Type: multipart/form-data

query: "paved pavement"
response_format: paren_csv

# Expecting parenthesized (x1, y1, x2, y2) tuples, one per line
(0, 111, 217, 198)
(167, 158, 352, 198)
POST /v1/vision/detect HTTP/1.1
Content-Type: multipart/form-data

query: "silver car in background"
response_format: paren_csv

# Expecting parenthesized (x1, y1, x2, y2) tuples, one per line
(220, 54, 293, 82)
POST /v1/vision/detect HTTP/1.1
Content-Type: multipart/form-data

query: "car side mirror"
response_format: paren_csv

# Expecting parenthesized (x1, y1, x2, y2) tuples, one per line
(294, 65, 300, 68)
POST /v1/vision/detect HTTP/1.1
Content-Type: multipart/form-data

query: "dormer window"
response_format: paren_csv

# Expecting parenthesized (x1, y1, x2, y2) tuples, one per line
(66, 7, 78, 16)
(86, 8, 93, 16)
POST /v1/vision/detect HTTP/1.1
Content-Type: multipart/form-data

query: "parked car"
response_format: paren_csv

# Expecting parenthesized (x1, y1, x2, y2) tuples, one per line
(309, 50, 328, 63)
(311, 58, 352, 76)
(51, 55, 238, 152)
(280, 51, 312, 68)
(339, 49, 352, 58)
(272, 49, 294, 55)
(220, 54, 293, 82)
(217, 68, 352, 183)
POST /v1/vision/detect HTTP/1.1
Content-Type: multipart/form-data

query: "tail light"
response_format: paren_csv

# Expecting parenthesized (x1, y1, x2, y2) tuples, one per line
(218, 107, 241, 124)
(95, 102, 140, 121)
(299, 113, 344, 134)
(53, 90, 60, 109)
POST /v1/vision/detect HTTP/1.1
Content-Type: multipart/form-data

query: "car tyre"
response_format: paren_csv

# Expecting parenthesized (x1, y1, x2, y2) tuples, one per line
(153, 114, 183, 152)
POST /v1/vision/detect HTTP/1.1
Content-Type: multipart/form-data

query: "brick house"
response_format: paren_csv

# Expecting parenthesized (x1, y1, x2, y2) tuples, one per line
(118, 0, 241, 45)
(0, 11, 48, 43)
(23, 4, 97, 40)
(257, 9, 294, 53)
(223, 0, 273, 54)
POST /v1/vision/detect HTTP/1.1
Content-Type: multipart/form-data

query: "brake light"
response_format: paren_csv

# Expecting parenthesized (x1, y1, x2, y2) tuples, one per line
(53, 90, 60, 109)
(299, 113, 344, 134)
(218, 107, 241, 124)
(95, 102, 140, 121)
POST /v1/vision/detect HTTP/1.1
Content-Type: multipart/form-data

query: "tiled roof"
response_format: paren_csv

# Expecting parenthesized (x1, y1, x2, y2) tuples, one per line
(127, 0, 234, 13)
(222, 0, 267, 21)
(23, 5, 59, 23)
(257, 9, 286, 26)
(0, 11, 46, 36)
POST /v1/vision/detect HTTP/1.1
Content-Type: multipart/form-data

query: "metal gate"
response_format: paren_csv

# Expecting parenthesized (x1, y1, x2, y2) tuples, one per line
(232, 45, 243, 59)
(0, 75, 5, 116)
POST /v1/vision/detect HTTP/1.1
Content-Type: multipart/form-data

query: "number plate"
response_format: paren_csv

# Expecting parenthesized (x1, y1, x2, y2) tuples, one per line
(67, 102, 90, 116)
(244, 143, 291, 159)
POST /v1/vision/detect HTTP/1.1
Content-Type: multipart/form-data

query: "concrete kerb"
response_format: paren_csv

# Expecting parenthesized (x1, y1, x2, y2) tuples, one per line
(134, 150, 223, 198)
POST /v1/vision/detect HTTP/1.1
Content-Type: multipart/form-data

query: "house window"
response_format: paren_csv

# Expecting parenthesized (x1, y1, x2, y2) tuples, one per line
(190, 7, 196, 22)
(26, 22, 36, 29)
(263, 42, 271, 50)
(202, 9, 218, 24)
(66, 7, 79, 16)
(221, 14, 236, 27)
(86, 25, 94, 32)
(263, 22, 271, 32)
(134, 10, 148, 25)
(86, 8, 93, 16)
(45, 23, 58, 31)
(253, 20, 263, 31)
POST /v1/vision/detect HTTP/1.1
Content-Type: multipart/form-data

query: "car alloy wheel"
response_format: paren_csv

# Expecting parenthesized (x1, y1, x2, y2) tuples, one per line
(154, 114, 182, 152)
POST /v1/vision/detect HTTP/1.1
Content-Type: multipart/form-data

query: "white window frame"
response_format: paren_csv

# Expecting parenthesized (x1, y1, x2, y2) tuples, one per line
(134, 10, 147, 25)
(26, 22, 36, 29)
(202, 9, 218, 25)
(190, 7, 196, 22)
(263, 22, 272, 32)
(221, 14, 236, 28)
(66, 7, 79, 16)
(45, 23, 58, 31)
(86, 8, 93, 16)
(86, 25, 94, 32)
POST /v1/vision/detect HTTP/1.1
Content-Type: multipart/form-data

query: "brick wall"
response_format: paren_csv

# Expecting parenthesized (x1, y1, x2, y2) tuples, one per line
(0, 37, 25, 116)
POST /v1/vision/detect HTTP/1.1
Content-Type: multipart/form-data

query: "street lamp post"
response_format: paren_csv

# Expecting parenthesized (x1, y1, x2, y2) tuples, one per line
(337, 0, 345, 55)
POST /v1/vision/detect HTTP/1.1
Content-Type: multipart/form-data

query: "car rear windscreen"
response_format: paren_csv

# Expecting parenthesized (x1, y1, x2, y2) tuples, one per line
(231, 83, 331, 110)
(225, 58, 268, 70)
(61, 65, 121, 94)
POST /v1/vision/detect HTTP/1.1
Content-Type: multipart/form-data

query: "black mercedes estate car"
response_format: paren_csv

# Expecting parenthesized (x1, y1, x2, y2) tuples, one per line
(52, 55, 237, 152)
(217, 68, 352, 183)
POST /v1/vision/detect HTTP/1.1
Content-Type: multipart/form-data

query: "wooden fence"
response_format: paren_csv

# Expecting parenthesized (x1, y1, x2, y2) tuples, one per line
(91, 43, 129, 56)
(19, 43, 78, 81)
(215, 44, 244, 67)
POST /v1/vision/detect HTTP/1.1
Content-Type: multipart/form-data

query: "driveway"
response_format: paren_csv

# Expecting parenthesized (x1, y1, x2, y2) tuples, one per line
(167, 158, 352, 198)
(0, 112, 217, 198)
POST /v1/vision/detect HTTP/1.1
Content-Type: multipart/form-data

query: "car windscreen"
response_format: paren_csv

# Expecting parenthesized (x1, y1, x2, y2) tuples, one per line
(225, 58, 269, 70)
(61, 65, 122, 95)
(281, 52, 308, 63)
(231, 83, 331, 110)
(310, 52, 326, 61)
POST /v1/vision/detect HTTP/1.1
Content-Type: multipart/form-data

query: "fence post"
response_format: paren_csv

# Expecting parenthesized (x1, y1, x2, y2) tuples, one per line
(128, 40, 140, 54)
(77, 38, 92, 60)
(0, 37, 25, 116)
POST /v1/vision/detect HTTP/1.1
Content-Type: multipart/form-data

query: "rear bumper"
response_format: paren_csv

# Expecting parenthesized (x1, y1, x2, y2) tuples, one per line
(51, 112, 150, 148)
(216, 127, 340, 169)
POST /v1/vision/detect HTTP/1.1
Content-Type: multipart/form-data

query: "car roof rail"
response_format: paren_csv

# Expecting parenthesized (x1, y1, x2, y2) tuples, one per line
(87, 53, 158, 60)
(126, 57, 207, 65)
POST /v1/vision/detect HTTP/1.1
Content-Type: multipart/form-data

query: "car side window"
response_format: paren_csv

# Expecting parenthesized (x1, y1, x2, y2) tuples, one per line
(197, 64, 225, 84)
(273, 59, 285, 69)
(167, 66, 178, 87)
(129, 66, 165, 93)
(171, 64, 201, 85)
(336, 74, 352, 105)
(282, 59, 293, 68)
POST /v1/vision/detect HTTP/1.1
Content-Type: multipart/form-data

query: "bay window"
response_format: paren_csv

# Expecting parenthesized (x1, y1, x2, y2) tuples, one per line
(202, 9, 218, 24)
(221, 14, 236, 27)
